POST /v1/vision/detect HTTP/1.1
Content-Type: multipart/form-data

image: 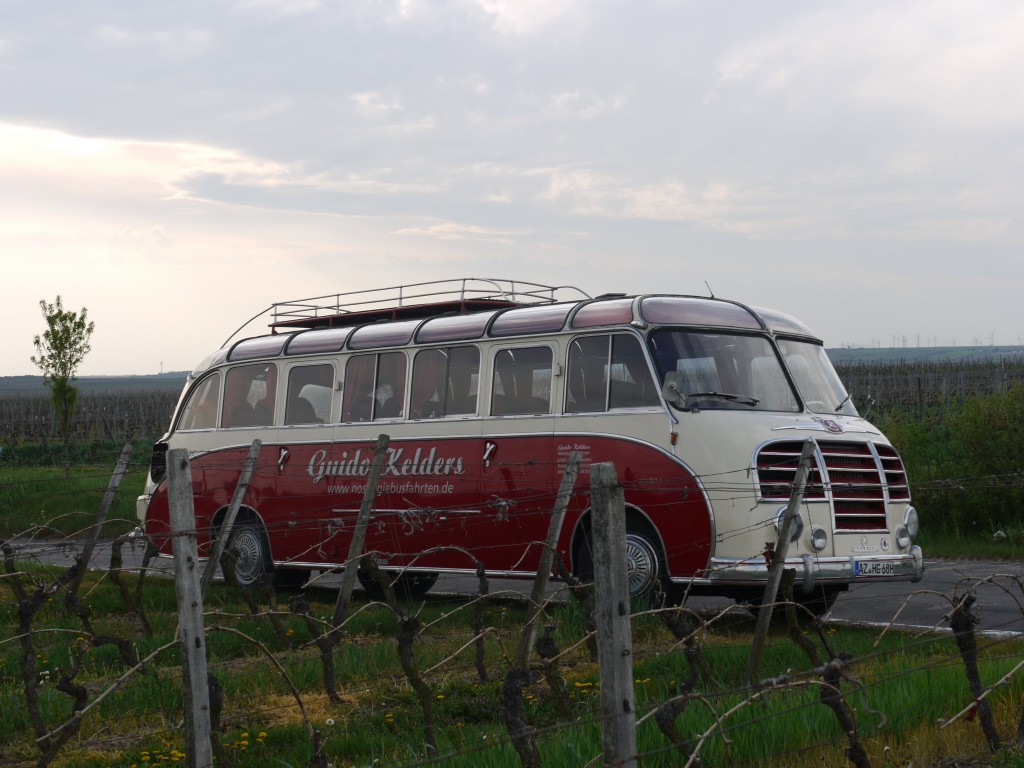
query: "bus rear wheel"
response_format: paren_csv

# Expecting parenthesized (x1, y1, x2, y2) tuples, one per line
(225, 521, 271, 588)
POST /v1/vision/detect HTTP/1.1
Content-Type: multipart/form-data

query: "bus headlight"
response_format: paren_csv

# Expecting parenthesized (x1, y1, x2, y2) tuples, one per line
(896, 526, 912, 550)
(904, 507, 919, 540)
(774, 508, 803, 543)
(810, 526, 828, 552)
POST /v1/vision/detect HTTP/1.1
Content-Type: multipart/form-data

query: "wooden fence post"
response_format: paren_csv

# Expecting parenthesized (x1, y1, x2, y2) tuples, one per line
(332, 434, 390, 629)
(746, 438, 816, 685)
(200, 439, 261, 598)
(591, 462, 636, 768)
(167, 448, 213, 768)
(70, 442, 133, 596)
(516, 450, 582, 669)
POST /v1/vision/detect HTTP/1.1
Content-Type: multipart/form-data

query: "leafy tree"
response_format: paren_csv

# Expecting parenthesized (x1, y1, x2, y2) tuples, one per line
(31, 296, 95, 467)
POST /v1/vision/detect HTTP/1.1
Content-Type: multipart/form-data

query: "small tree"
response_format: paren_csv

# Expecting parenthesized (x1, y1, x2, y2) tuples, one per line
(31, 296, 95, 468)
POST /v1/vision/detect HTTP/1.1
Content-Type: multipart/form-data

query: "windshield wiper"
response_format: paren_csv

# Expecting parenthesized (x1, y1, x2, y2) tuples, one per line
(687, 391, 761, 407)
(834, 392, 853, 412)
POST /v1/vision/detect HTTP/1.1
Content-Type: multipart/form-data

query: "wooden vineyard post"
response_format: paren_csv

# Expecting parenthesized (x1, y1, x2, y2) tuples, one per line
(516, 450, 583, 669)
(200, 439, 261, 598)
(332, 434, 390, 629)
(746, 438, 816, 685)
(590, 462, 637, 768)
(167, 448, 213, 768)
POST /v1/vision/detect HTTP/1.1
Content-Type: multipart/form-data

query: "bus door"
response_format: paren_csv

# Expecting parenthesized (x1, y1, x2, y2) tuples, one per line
(364, 345, 485, 572)
(211, 362, 283, 554)
(275, 360, 338, 564)
(479, 343, 558, 573)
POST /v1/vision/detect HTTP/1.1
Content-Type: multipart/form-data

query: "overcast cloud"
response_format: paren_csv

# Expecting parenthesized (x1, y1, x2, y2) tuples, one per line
(2, 0, 1022, 375)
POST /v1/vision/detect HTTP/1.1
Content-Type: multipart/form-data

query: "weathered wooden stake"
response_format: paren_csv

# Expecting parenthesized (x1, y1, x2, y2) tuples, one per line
(591, 461, 636, 768)
(167, 448, 213, 768)
(69, 442, 133, 596)
(200, 439, 261, 598)
(516, 450, 582, 669)
(332, 434, 390, 629)
(746, 438, 816, 685)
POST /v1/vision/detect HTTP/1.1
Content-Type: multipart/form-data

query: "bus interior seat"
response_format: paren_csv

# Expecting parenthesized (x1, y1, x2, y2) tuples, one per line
(288, 397, 322, 425)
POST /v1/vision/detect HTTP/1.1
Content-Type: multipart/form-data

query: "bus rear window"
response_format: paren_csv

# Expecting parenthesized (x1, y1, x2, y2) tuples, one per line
(178, 373, 221, 431)
(222, 364, 278, 427)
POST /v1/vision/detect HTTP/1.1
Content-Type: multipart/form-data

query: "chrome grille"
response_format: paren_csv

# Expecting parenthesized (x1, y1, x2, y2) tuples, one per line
(755, 440, 910, 531)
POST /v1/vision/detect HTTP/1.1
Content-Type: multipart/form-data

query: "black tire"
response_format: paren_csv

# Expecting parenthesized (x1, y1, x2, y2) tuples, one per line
(574, 522, 679, 604)
(358, 570, 439, 599)
(739, 586, 841, 619)
(273, 568, 312, 591)
(794, 586, 841, 617)
(225, 521, 271, 588)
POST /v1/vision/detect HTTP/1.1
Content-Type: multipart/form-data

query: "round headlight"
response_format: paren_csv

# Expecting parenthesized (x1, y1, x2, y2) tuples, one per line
(774, 508, 803, 543)
(896, 526, 912, 550)
(810, 526, 828, 552)
(904, 506, 919, 540)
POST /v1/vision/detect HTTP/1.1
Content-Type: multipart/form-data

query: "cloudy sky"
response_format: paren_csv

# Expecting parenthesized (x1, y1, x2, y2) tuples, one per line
(2, 0, 1022, 376)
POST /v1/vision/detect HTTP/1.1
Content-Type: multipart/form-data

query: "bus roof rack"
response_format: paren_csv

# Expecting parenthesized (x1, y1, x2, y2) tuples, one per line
(269, 278, 592, 331)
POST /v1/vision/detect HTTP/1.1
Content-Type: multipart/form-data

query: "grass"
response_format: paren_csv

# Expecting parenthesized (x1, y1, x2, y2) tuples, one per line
(3, 556, 1024, 768)
(0, 463, 144, 540)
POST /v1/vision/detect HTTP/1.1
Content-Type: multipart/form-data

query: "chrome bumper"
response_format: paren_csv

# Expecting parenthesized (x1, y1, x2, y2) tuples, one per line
(677, 545, 924, 595)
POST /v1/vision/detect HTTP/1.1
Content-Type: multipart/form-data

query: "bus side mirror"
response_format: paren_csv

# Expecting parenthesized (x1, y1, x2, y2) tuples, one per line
(661, 372, 688, 410)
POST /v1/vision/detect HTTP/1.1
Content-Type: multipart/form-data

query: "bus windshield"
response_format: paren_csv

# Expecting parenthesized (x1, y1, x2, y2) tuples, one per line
(649, 330, 800, 412)
(777, 338, 859, 416)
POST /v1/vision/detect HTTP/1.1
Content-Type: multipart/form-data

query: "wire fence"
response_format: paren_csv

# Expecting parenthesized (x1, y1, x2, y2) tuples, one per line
(2, 453, 1024, 768)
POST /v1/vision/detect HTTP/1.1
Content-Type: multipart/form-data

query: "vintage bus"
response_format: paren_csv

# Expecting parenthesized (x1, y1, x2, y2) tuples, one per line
(137, 278, 923, 611)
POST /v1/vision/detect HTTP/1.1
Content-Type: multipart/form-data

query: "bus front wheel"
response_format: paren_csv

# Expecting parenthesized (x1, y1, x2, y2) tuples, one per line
(574, 523, 677, 604)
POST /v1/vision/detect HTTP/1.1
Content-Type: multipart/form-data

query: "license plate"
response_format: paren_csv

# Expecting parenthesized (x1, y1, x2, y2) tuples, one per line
(855, 560, 895, 577)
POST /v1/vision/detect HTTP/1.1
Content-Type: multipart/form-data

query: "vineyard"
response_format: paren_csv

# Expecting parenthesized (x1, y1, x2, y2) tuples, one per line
(3, 359, 1024, 462)
(3, 448, 1024, 768)
(836, 358, 1024, 417)
(3, 361, 1024, 766)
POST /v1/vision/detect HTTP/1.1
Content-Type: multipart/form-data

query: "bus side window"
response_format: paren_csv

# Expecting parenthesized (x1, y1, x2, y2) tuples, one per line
(178, 373, 221, 430)
(343, 355, 376, 422)
(566, 336, 608, 413)
(412, 346, 481, 419)
(222, 364, 277, 428)
(446, 346, 479, 415)
(343, 353, 406, 422)
(411, 348, 446, 419)
(492, 347, 552, 415)
(285, 363, 334, 425)
(374, 352, 406, 419)
(609, 334, 659, 408)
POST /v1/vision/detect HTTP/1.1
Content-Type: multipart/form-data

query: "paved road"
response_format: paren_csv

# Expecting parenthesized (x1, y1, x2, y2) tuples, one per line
(9, 537, 1023, 635)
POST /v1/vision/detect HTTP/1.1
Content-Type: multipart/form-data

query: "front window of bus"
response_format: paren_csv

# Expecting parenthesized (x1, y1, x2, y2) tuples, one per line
(649, 330, 799, 412)
(776, 338, 858, 416)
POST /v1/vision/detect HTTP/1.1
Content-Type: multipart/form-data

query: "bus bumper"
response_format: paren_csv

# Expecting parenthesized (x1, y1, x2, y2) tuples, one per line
(685, 545, 924, 594)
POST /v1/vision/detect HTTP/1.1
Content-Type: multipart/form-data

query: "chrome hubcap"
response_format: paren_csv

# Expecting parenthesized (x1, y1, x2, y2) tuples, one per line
(624, 533, 658, 595)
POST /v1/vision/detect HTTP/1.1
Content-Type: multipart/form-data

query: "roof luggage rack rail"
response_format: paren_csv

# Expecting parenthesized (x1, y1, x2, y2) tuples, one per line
(270, 278, 591, 329)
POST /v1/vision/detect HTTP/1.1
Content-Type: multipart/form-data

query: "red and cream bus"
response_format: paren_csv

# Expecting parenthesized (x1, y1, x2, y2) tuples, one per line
(137, 278, 922, 610)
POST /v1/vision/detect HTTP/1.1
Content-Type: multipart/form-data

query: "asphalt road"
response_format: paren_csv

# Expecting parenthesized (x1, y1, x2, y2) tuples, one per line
(8, 537, 1023, 636)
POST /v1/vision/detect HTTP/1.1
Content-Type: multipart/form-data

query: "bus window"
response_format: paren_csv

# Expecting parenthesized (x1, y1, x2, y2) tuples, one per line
(566, 336, 607, 412)
(492, 346, 552, 415)
(649, 330, 798, 412)
(342, 352, 407, 422)
(222, 364, 277, 427)
(610, 335, 659, 408)
(411, 346, 480, 419)
(178, 373, 221, 430)
(566, 334, 658, 412)
(285, 364, 334, 425)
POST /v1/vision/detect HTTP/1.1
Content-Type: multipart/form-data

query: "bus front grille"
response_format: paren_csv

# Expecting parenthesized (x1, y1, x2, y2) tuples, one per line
(756, 440, 910, 532)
